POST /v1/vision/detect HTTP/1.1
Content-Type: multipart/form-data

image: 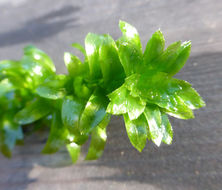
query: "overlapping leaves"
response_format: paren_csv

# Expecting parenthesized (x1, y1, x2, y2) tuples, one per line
(0, 21, 205, 161)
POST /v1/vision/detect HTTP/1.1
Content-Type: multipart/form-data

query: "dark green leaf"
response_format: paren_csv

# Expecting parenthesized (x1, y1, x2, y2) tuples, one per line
(99, 34, 125, 89)
(123, 114, 147, 152)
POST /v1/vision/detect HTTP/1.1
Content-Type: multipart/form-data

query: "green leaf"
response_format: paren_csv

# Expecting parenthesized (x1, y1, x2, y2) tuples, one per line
(0, 79, 15, 96)
(84, 33, 125, 86)
(159, 95, 194, 120)
(21, 47, 56, 89)
(0, 60, 18, 74)
(66, 142, 81, 163)
(36, 75, 67, 100)
(161, 113, 173, 145)
(107, 85, 146, 120)
(99, 34, 125, 89)
(85, 33, 103, 79)
(23, 45, 56, 73)
(144, 105, 163, 146)
(166, 41, 191, 76)
(85, 114, 110, 160)
(119, 20, 142, 50)
(42, 111, 69, 154)
(125, 72, 194, 119)
(72, 43, 87, 57)
(0, 116, 23, 158)
(64, 52, 86, 77)
(123, 114, 147, 152)
(14, 98, 52, 125)
(152, 41, 181, 71)
(150, 41, 191, 75)
(177, 85, 205, 109)
(144, 30, 165, 65)
(79, 89, 108, 134)
(73, 76, 92, 100)
(61, 96, 85, 131)
(0, 60, 29, 88)
(117, 21, 143, 76)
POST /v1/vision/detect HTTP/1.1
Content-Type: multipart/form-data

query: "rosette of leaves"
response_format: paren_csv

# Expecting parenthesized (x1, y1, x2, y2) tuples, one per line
(0, 21, 205, 163)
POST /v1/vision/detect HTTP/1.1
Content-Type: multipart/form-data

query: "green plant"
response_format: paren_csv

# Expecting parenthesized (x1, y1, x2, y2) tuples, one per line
(0, 21, 205, 162)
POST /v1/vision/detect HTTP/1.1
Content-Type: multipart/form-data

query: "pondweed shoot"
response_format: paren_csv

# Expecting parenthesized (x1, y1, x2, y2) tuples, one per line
(0, 21, 205, 162)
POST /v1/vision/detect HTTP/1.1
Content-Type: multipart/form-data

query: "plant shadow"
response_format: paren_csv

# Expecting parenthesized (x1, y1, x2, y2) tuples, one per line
(0, 5, 80, 47)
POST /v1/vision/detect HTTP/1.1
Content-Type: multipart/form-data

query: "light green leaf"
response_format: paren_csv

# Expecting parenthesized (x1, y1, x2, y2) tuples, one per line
(79, 89, 108, 134)
(0, 116, 23, 158)
(66, 142, 81, 163)
(0, 79, 15, 96)
(85, 114, 110, 160)
(14, 98, 52, 125)
(144, 105, 163, 146)
(144, 30, 165, 65)
(161, 113, 173, 144)
(36, 75, 67, 100)
(42, 111, 69, 154)
(125, 72, 194, 119)
(119, 20, 142, 50)
(177, 85, 205, 110)
(117, 21, 143, 76)
(64, 52, 86, 77)
(123, 114, 147, 152)
(85, 33, 103, 79)
(72, 43, 87, 57)
(166, 41, 191, 76)
(23, 45, 56, 73)
(107, 85, 146, 120)
(61, 95, 84, 131)
(73, 76, 92, 100)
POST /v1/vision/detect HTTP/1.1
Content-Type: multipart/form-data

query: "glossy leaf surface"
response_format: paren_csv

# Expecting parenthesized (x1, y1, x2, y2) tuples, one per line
(85, 114, 110, 160)
(107, 85, 146, 120)
(80, 89, 108, 134)
(123, 114, 147, 152)
(14, 98, 52, 125)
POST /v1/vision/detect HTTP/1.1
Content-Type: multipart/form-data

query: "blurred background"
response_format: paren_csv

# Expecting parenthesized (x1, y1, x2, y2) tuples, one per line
(0, 0, 221, 189)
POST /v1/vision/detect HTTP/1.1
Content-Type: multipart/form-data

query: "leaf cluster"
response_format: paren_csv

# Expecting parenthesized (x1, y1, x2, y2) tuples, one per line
(0, 21, 205, 162)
